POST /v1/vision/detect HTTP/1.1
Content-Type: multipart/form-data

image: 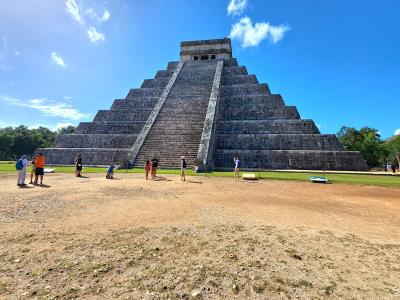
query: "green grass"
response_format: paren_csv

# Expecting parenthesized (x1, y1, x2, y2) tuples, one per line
(1, 161, 399, 188)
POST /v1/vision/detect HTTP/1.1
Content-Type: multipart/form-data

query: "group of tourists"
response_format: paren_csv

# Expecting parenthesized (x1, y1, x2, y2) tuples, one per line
(15, 153, 238, 187)
(383, 163, 398, 173)
(16, 153, 46, 187)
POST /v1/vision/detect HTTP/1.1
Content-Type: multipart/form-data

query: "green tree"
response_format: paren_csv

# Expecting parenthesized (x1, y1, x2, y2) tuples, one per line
(56, 125, 76, 135)
(384, 134, 400, 167)
(0, 125, 76, 160)
(337, 126, 385, 168)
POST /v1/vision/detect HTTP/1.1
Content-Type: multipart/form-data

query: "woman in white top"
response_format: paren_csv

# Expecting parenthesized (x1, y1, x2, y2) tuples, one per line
(233, 156, 240, 181)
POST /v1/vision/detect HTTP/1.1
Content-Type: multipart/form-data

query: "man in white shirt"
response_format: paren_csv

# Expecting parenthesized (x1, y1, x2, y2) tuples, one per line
(17, 155, 29, 187)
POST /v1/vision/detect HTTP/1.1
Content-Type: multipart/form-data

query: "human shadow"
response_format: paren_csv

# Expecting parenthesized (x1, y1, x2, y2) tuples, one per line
(18, 185, 33, 189)
(184, 180, 203, 184)
(77, 175, 90, 179)
(36, 183, 52, 188)
(153, 176, 172, 182)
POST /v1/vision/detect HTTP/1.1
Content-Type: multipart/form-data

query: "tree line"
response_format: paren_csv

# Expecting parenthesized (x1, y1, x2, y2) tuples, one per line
(337, 126, 400, 168)
(0, 124, 399, 169)
(0, 125, 75, 160)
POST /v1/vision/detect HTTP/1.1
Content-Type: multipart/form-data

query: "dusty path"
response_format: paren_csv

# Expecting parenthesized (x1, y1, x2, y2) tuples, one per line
(0, 173, 399, 299)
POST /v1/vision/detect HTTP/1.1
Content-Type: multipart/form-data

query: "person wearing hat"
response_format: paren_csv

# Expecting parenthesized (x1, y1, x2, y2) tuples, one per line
(16, 155, 29, 187)
(74, 153, 83, 177)
(180, 156, 187, 181)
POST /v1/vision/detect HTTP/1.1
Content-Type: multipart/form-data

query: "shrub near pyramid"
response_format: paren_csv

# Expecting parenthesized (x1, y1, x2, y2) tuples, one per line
(38, 38, 368, 171)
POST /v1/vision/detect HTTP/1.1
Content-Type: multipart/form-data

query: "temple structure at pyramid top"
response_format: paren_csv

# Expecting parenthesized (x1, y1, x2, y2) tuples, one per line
(180, 38, 232, 61)
(38, 38, 368, 171)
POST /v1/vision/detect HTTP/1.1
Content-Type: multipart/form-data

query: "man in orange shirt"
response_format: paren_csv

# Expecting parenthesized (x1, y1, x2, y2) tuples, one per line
(34, 153, 46, 185)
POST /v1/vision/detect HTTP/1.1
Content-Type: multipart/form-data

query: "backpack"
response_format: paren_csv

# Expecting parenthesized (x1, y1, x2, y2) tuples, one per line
(16, 159, 24, 170)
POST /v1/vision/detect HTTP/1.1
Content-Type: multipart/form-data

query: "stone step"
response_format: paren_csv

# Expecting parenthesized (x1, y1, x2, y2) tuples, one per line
(213, 150, 368, 171)
(155, 70, 174, 79)
(75, 122, 146, 134)
(126, 87, 164, 98)
(221, 106, 300, 120)
(220, 94, 285, 108)
(216, 119, 320, 134)
(133, 59, 217, 166)
(140, 78, 170, 88)
(221, 74, 258, 85)
(56, 134, 138, 148)
(167, 61, 180, 70)
(111, 98, 158, 110)
(222, 66, 248, 76)
(215, 134, 343, 151)
(93, 109, 152, 122)
(220, 83, 271, 96)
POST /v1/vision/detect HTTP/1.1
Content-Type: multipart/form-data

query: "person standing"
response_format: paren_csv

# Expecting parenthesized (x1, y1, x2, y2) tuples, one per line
(74, 153, 83, 177)
(29, 156, 36, 184)
(233, 156, 240, 181)
(34, 153, 46, 185)
(391, 163, 397, 174)
(144, 159, 151, 180)
(151, 156, 159, 179)
(16, 155, 29, 187)
(180, 156, 187, 181)
(106, 162, 119, 179)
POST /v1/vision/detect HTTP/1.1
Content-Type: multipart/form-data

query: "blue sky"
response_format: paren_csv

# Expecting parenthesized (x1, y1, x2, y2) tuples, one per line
(0, 0, 399, 138)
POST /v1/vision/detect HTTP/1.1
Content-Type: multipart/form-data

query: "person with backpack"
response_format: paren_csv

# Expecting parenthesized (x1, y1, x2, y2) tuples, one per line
(16, 155, 29, 187)
(180, 156, 187, 181)
(106, 162, 119, 179)
(34, 153, 46, 185)
(74, 153, 83, 177)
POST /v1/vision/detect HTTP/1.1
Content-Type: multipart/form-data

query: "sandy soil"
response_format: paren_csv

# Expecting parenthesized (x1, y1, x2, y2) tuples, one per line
(0, 172, 399, 299)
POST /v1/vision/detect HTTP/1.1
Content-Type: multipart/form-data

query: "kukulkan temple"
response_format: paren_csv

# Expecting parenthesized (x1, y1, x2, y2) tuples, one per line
(38, 38, 368, 170)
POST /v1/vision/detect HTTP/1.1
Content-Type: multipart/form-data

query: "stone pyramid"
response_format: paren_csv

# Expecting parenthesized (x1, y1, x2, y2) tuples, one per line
(38, 38, 368, 170)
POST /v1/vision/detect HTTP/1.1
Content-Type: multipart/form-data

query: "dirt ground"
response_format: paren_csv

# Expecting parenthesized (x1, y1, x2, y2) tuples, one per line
(0, 172, 399, 299)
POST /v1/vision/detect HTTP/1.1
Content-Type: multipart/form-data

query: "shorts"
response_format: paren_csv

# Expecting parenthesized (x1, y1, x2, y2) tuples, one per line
(35, 168, 44, 176)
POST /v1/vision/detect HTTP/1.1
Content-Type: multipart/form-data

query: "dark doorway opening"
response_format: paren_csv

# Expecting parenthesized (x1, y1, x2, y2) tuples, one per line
(201, 55, 209, 60)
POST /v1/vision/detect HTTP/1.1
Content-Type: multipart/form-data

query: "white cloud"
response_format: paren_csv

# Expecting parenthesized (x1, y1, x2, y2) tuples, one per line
(227, 0, 247, 16)
(394, 129, 400, 136)
(14, 51, 20, 56)
(65, 1, 109, 42)
(51, 52, 67, 67)
(0, 95, 89, 121)
(66, 0, 85, 25)
(64, 96, 72, 100)
(86, 8, 110, 23)
(230, 17, 290, 47)
(100, 10, 111, 23)
(87, 27, 105, 42)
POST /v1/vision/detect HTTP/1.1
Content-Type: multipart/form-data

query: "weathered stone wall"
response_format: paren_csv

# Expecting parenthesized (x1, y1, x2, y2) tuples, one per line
(75, 122, 146, 134)
(215, 134, 342, 151)
(56, 134, 138, 148)
(217, 120, 320, 134)
(214, 150, 368, 171)
(212, 59, 368, 170)
(36, 148, 133, 165)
